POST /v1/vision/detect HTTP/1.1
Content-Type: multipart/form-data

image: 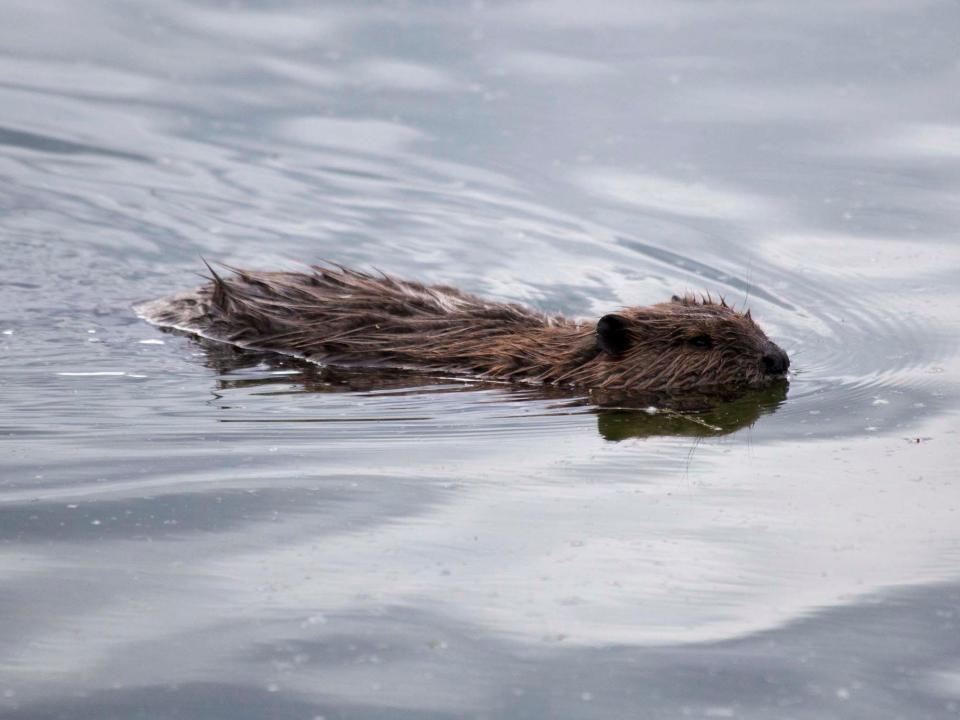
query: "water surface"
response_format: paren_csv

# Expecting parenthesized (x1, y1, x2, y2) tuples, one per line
(2, 1, 960, 718)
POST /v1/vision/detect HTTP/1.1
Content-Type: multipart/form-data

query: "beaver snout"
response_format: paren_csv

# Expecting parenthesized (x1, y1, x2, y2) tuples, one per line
(761, 345, 790, 376)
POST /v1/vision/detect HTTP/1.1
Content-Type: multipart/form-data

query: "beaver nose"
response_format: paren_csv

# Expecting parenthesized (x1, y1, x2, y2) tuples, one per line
(762, 347, 790, 375)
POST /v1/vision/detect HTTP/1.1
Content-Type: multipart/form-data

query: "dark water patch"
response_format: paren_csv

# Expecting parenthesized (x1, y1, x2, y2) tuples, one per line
(0, 126, 151, 163)
(0, 684, 337, 720)
(0, 486, 360, 543)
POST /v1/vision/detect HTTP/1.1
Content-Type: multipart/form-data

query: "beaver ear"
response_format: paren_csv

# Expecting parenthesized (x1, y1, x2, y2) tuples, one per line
(596, 314, 632, 356)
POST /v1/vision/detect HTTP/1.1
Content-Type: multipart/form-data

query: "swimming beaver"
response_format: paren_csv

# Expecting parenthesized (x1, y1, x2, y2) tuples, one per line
(135, 263, 790, 395)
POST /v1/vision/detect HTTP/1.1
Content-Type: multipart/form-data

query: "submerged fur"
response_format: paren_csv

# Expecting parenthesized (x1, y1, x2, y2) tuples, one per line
(135, 264, 789, 395)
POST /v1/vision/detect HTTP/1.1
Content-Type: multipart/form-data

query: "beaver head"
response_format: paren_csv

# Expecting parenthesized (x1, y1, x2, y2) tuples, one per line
(589, 294, 789, 394)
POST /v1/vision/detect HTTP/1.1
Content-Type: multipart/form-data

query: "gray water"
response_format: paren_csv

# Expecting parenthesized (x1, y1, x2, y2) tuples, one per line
(2, 1, 960, 718)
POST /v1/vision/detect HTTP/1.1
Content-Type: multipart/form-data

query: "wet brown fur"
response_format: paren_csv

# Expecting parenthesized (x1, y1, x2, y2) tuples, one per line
(135, 263, 789, 395)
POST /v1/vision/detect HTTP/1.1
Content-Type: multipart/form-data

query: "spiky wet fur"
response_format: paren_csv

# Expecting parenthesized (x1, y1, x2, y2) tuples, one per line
(135, 264, 787, 395)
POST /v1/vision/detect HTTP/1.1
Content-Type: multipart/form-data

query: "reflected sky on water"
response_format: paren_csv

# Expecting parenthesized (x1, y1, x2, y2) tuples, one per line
(2, 1, 960, 717)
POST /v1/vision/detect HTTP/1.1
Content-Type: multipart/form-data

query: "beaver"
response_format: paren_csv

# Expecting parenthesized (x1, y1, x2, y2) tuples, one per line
(134, 263, 790, 396)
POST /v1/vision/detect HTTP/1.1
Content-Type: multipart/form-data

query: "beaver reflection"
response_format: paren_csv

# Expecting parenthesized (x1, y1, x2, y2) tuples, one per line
(592, 385, 787, 441)
(191, 337, 787, 442)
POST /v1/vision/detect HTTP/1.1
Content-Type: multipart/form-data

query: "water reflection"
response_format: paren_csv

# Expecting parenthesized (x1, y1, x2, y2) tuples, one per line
(595, 385, 787, 441)
(2, 0, 960, 718)
(7, 578, 959, 720)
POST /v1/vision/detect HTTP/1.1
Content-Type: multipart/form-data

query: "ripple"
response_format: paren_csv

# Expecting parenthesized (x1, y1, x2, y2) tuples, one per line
(578, 167, 776, 221)
(617, 236, 793, 308)
(278, 116, 425, 155)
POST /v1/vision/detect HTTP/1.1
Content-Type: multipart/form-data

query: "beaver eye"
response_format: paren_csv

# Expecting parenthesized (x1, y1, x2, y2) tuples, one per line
(688, 334, 713, 350)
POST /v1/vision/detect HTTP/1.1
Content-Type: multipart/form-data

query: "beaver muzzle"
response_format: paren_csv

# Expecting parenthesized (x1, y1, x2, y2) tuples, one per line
(762, 345, 790, 376)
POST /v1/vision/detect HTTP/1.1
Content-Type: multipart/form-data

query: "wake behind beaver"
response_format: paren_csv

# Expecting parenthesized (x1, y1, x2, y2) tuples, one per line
(134, 262, 790, 397)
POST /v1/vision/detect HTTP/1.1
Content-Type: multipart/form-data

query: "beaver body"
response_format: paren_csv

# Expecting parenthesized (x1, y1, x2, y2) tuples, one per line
(135, 263, 789, 395)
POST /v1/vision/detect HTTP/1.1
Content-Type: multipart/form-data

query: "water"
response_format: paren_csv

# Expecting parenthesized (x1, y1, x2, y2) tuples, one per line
(2, 1, 959, 717)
